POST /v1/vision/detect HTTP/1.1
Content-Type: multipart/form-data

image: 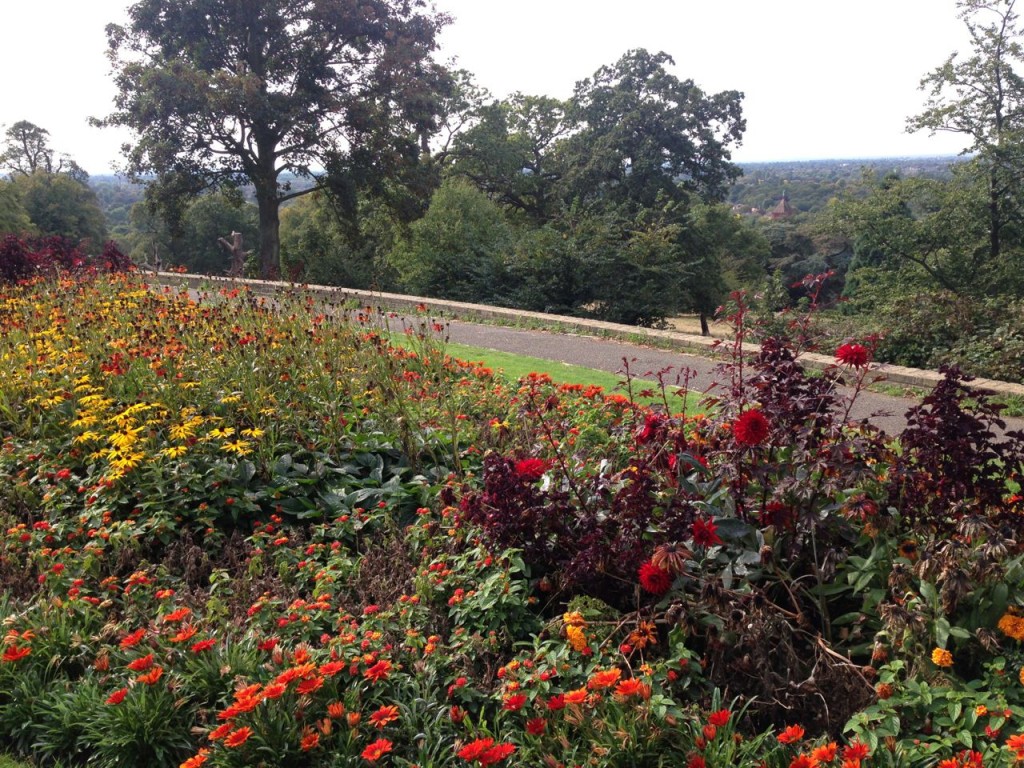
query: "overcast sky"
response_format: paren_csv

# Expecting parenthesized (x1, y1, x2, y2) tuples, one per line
(0, 0, 975, 175)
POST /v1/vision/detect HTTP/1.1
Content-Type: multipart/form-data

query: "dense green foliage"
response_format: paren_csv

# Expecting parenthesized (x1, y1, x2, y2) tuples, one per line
(1, 269, 1023, 767)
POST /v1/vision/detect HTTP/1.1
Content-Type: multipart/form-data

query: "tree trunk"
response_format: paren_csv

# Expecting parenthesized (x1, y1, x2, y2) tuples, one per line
(253, 176, 281, 281)
(699, 312, 710, 336)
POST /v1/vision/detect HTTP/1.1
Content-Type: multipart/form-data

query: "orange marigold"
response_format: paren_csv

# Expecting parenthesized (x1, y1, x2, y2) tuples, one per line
(931, 647, 954, 668)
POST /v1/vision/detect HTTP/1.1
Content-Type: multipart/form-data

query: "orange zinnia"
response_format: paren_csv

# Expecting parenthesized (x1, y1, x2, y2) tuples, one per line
(587, 668, 622, 690)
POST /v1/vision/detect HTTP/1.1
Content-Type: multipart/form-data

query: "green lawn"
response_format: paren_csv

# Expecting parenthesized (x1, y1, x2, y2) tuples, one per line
(442, 340, 698, 410)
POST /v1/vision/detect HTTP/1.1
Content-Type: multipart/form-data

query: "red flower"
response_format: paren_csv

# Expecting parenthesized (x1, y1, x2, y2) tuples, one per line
(502, 693, 527, 711)
(708, 708, 731, 727)
(126, 653, 154, 672)
(364, 659, 392, 682)
(514, 458, 547, 481)
(1, 645, 30, 663)
(733, 409, 769, 446)
(842, 741, 871, 760)
(835, 343, 870, 368)
(777, 724, 805, 744)
(638, 561, 673, 595)
(457, 737, 516, 765)
(119, 628, 146, 648)
(361, 738, 393, 762)
(190, 639, 216, 653)
(105, 688, 128, 705)
(692, 517, 722, 548)
(789, 756, 816, 768)
(525, 717, 546, 735)
(138, 665, 164, 685)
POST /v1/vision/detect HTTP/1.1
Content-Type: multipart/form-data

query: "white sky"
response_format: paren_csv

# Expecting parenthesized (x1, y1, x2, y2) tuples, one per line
(0, 0, 974, 175)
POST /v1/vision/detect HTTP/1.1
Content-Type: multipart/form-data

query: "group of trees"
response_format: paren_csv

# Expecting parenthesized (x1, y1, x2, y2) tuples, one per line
(0, 122, 107, 245)
(6, 0, 1024, 339)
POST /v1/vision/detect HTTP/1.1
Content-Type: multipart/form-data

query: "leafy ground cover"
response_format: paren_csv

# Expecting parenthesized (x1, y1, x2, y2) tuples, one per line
(1, 259, 1024, 767)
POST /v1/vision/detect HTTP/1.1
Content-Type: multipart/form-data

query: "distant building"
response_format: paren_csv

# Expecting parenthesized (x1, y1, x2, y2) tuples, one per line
(766, 191, 794, 220)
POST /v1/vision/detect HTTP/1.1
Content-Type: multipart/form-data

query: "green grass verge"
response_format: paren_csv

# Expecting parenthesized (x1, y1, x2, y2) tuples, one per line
(441, 341, 697, 410)
(0, 755, 31, 768)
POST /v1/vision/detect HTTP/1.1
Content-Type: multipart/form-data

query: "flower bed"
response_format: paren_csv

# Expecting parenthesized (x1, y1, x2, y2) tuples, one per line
(0, 266, 1023, 767)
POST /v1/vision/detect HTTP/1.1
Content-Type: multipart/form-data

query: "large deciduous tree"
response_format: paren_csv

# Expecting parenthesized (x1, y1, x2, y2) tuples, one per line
(561, 49, 745, 213)
(99, 0, 451, 279)
(908, 0, 1024, 266)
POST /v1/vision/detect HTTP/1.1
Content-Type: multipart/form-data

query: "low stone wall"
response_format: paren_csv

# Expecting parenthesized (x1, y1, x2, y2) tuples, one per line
(153, 271, 1024, 398)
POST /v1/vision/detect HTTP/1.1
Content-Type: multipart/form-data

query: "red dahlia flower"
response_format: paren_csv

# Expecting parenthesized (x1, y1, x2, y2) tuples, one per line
(733, 409, 769, 446)
(514, 458, 547, 481)
(835, 342, 870, 368)
(638, 561, 673, 595)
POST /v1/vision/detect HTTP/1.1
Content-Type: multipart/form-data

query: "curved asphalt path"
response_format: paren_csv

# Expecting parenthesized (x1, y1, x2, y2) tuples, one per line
(440, 317, 1024, 437)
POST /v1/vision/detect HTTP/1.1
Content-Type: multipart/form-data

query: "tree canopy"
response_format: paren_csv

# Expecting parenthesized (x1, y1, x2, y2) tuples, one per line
(99, 0, 452, 279)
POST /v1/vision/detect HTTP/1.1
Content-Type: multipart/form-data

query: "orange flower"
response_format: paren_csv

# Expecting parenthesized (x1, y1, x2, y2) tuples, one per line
(614, 678, 651, 699)
(1, 645, 30, 663)
(1007, 732, 1024, 758)
(361, 738, 393, 762)
(369, 705, 400, 729)
(126, 653, 154, 672)
(262, 682, 287, 700)
(777, 724, 805, 744)
(170, 625, 198, 643)
(563, 687, 589, 705)
(587, 668, 622, 690)
(162, 607, 191, 623)
(347, 711, 362, 727)
(179, 748, 210, 768)
(224, 727, 253, 748)
(208, 723, 233, 742)
(119, 628, 146, 648)
(327, 701, 346, 719)
(364, 659, 392, 682)
(105, 687, 128, 705)
(138, 665, 164, 685)
(931, 647, 954, 668)
(296, 675, 324, 695)
(811, 742, 838, 762)
(300, 728, 320, 751)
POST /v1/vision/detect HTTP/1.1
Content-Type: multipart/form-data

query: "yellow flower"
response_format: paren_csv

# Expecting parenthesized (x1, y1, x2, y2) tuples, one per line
(221, 440, 253, 456)
(161, 445, 188, 459)
(931, 647, 954, 668)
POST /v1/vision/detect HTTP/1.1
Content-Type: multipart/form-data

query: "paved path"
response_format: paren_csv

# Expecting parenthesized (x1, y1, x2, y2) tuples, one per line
(441, 317, 1024, 437)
